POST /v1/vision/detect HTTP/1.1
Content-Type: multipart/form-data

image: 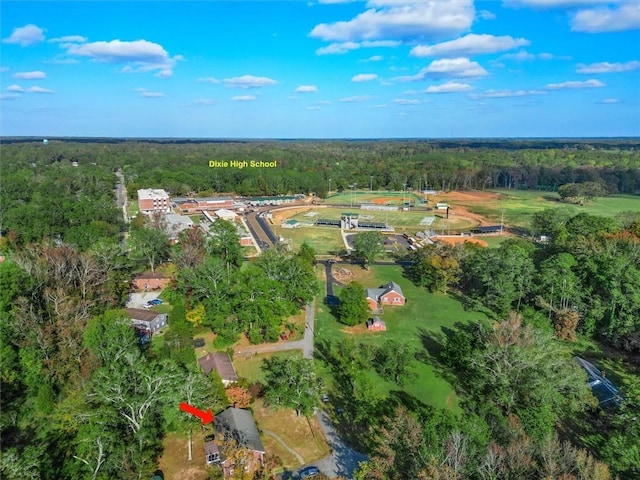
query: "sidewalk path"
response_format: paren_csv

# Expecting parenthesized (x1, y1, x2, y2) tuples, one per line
(263, 429, 305, 466)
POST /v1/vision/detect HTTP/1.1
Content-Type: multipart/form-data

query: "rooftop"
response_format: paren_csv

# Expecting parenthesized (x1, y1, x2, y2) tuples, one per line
(125, 308, 162, 322)
(138, 189, 169, 200)
(216, 407, 265, 453)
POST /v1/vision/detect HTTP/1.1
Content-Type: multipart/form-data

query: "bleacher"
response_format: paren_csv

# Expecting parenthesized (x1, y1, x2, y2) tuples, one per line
(316, 219, 341, 226)
(359, 221, 387, 229)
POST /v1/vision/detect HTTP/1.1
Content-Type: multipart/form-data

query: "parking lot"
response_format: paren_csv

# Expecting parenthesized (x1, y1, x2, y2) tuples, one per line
(127, 291, 162, 309)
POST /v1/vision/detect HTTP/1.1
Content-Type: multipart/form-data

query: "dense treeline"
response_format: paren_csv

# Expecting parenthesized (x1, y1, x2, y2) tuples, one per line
(0, 157, 124, 248)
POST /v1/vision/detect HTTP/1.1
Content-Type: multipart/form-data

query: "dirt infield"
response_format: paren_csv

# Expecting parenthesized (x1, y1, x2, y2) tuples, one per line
(372, 197, 398, 205)
(435, 236, 488, 247)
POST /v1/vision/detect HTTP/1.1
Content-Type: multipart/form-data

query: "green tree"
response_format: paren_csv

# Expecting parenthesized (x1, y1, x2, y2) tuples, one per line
(262, 356, 321, 417)
(338, 282, 370, 326)
(374, 340, 416, 385)
(352, 231, 384, 269)
(296, 241, 316, 266)
(129, 226, 170, 273)
(207, 219, 243, 268)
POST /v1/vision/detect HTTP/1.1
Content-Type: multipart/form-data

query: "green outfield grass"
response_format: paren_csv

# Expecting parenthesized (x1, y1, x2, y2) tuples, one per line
(281, 207, 476, 231)
(272, 224, 347, 254)
(325, 190, 423, 206)
(315, 265, 487, 411)
(468, 190, 640, 229)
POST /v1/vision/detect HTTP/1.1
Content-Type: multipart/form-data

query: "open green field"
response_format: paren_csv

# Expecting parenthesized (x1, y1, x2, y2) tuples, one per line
(325, 190, 423, 206)
(315, 265, 487, 411)
(272, 224, 346, 254)
(463, 189, 639, 229)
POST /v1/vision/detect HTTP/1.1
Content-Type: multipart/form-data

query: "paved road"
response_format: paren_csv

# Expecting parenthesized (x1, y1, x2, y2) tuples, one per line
(245, 210, 275, 249)
(235, 301, 315, 359)
(312, 410, 368, 480)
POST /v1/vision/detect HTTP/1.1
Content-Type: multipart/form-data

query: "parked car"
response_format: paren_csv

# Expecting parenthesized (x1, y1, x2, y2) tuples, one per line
(148, 299, 163, 305)
(298, 466, 320, 478)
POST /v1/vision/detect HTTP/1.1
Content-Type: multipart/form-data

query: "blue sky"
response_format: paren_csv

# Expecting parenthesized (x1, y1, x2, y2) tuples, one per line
(1, 0, 639, 138)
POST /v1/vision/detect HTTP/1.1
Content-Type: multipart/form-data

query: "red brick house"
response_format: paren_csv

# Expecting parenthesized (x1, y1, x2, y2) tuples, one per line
(366, 281, 405, 311)
(173, 197, 235, 213)
(206, 407, 266, 477)
(366, 316, 387, 331)
(132, 272, 171, 291)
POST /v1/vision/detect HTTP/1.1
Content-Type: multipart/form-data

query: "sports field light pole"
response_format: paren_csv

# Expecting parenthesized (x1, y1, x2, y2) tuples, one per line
(328, 178, 332, 196)
(370, 176, 373, 192)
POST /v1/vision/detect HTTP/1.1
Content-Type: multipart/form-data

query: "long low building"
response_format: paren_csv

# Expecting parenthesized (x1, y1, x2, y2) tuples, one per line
(173, 197, 235, 213)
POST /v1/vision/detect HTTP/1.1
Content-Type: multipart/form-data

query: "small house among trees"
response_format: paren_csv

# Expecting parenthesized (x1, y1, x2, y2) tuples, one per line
(197, 352, 238, 387)
(366, 281, 405, 311)
(132, 271, 171, 291)
(210, 407, 266, 477)
(125, 308, 167, 341)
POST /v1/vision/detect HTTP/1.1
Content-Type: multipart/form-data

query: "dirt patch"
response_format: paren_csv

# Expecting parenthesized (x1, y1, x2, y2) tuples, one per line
(435, 237, 489, 247)
(435, 190, 501, 203)
(372, 197, 397, 205)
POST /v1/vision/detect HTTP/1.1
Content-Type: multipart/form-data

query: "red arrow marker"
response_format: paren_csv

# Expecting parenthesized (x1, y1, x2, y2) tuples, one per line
(179, 402, 214, 425)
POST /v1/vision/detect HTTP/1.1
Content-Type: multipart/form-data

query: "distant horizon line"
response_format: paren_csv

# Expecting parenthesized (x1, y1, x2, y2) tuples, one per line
(2, 136, 639, 141)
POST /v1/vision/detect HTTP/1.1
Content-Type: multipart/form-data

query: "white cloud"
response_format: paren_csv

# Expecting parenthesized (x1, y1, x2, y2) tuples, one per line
(473, 89, 546, 98)
(155, 69, 173, 79)
(314, 100, 332, 105)
(194, 99, 214, 105)
(395, 57, 487, 81)
(576, 61, 640, 73)
(310, 0, 475, 42)
(8, 84, 55, 94)
(2, 24, 45, 46)
(43, 57, 79, 65)
(500, 50, 557, 61)
(368, 55, 384, 61)
(133, 88, 164, 98)
(478, 10, 496, 20)
(316, 40, 399, 55)
(425, 81, 473, 93)
(28, 86, 55, 94)
(373, 103, 388, 108)
(599, 98, 619, 104)
(545, 79, 606, 89)
(231, 95, 256, 101)
(392, 98, 420, 104)
(197, 77, 221, 84)
(0, 93, 22, 100)
(65, 39, 181, 76)
(13, 71, 46, 80)
(49, 35, 87, 43)
(306, 106, 321, 110)
(224, 75, 278, 88)
(411, 34, 529, 58)
(0, 67, 9, 73)
(295, 85, 318, 92)
(571, 3, 640, 33)
(351, 73, 378, 82)
(339, 95, 374, 102)
(506, 0, 614, 7)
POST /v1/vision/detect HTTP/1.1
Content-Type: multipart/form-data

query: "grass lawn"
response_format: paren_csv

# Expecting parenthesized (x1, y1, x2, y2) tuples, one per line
(253, 399, 331, 466)
(233, 350, 303, 384)
(316, 265, 487, 411)
(473, 190, 640, 229)
(157, 432, 209, 480)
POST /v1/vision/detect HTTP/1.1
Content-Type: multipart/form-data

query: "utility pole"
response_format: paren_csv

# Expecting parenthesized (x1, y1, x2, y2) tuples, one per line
(370, 175, 373, 192)
(500, 209, 505, 234)
(328, 178, 332, 196)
